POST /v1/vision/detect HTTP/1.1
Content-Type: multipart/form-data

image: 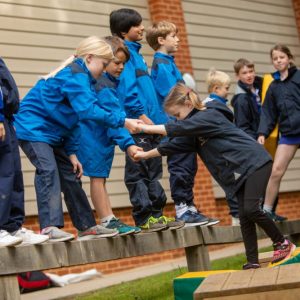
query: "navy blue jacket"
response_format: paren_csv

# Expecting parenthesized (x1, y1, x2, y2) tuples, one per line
(0, 58, 19, 121)
(258, 66, 300, 138)
(117, 41, 167, 124)
(231, 76, 263, 140)
(158, 104, 271, 199)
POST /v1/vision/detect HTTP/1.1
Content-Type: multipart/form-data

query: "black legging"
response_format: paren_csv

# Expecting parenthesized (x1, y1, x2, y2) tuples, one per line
(237, 161, 284, 264)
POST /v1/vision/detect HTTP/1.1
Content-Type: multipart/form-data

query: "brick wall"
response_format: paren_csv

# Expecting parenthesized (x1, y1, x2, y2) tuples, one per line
(22, 0, 300, 276)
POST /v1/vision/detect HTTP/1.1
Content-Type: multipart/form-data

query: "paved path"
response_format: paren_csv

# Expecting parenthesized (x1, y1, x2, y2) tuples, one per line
(21, 238, 270, 300)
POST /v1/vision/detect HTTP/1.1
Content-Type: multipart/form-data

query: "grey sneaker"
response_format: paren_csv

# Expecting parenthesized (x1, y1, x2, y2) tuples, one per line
(139, 216, 167, 232)
(42, 226, 75, 242)
(77, 225, 118, 241)
(157, 216, 185, 230)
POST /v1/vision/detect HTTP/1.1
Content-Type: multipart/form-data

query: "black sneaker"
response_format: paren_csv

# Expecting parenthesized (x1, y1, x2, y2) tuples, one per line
(242, 262, 260, 270)
(273, 212, 288, 222)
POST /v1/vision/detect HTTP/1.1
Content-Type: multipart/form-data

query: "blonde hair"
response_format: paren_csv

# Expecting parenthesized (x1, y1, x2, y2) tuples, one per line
(43, 36, 114, 79)
(146, 21, 178, 51)
(206, 68, 231, 93)
(164, 83, 205, 112)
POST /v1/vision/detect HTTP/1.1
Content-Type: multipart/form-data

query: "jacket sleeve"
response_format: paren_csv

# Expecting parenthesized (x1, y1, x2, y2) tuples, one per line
(157, 136, 197, 156)
(232, 95, 257, 139)
(107, 127, 135, 152)
(258, 86, 278, 138)
(0, 87, 3, 121)
(165, 110, 224, 138)
(61, 72, 125, 128)
(151, 63, 178, 104)
(117, 59, 145, 118)
(0, 57, 20, 119)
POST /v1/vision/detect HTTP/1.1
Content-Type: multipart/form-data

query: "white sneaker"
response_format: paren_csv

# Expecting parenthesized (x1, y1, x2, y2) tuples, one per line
(0, 229, 23, 247)
(13, 227, 49, 245)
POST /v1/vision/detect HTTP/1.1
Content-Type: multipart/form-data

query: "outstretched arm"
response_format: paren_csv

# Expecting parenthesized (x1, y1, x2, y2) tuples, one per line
(134, 148, 161, 161)
(138, 124, 167, 135)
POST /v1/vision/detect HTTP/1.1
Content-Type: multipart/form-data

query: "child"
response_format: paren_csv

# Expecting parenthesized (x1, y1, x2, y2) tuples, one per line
(14, 36, 141, 241)
(231, 58, 263, 140)
(146, 21, 218, 226)
(232, 59, 286, 222)
(109, 8, 184, 231)
(135, 82, 295, 269)
(77, 36, 141, 235)
(0, 57, 49, 246)
(258, 44, 300, 223)
(203, 69, 239, 225)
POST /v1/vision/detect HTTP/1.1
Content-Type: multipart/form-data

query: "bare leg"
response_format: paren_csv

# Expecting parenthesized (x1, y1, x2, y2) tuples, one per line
(90, 177, 113, 219)
(264, 144, 298, 207)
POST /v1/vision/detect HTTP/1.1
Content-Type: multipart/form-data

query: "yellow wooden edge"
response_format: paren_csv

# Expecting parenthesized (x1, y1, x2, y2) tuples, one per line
(175, 270, 237, 279)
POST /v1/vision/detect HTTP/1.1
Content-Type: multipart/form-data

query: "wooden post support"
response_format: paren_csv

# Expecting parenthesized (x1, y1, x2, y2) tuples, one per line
(0, 275, 20, 300)
(185, 244, 210, 271)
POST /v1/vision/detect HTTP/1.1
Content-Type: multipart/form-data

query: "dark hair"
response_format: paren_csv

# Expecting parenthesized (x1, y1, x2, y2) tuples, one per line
(109, 8, 142, 39)
(103, 36, 130, 62)
(270, 43, 295, 66)
(233, 58, 255, 74)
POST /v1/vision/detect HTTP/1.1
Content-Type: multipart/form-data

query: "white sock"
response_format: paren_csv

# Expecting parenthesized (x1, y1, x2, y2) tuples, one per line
(101, 215, 115, 227)
(188, 205, 198, 213)
(263, 204, 273, 213)
(175, 203, 188, 218)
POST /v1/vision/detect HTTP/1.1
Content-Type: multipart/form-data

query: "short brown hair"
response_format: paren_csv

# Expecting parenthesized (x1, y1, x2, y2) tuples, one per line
(146, 21, 177, 51)
(103, 36, 130, 62)
(270, 43, 295, 67)
(233, 58, 255, 74)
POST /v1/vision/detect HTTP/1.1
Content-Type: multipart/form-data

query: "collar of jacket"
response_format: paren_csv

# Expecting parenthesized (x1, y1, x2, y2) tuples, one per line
(124, 40, 142, 52)
(209, 93, 228, 105)
(154, 52, 175, 62)
(104, 72, 119, 86)
(272, 65, 297, 81)
(74, 57, 97, 84)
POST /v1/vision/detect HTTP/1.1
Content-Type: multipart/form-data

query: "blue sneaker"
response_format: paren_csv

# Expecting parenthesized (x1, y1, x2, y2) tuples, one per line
(176, 210, 209, 227)
(106, 218, 135, 236)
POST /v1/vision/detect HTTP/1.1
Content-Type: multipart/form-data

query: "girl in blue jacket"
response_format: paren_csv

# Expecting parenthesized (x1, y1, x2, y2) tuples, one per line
(15, 36, 141, 242)
(258, 44, 300, 221)
(77, 36, 141, 236)
(134, 83, 295, 269)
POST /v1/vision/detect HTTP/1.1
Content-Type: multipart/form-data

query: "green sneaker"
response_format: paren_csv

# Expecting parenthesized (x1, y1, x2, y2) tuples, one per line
(158, 216, 185, 230)
(139, 216, 167, 232)
(106, 218, 135, 236)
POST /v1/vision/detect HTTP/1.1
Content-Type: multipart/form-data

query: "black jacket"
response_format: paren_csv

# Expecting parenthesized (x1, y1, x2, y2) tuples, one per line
(231, 76, 263, 140)
(258, 66, 300, 138)
(0, 57, 20, 121)
(158, 104, 271, 199)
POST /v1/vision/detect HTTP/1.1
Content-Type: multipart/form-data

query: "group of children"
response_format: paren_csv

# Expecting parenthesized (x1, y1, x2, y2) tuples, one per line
(0, 7, 299, 269)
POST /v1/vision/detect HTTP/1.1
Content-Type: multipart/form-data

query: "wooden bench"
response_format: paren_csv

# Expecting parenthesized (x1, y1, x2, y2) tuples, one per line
(194, 263, 300, 300)
(1, 219, 300, 300)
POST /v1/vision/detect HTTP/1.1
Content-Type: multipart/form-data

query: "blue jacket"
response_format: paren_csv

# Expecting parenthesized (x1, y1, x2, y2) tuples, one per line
(77, 72, 135, 177)
(117, 41, 167, 124)
(231, 77, 263, 140)
(0, 57, 20, 121)
(158, 104, 271, 199)
(15, 58, 125, 155)
(151, 52, 183, 118)
(258, 66, 300, 138)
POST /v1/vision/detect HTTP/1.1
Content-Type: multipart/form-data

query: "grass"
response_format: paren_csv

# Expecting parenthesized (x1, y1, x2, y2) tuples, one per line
(71, 246, 274, 300)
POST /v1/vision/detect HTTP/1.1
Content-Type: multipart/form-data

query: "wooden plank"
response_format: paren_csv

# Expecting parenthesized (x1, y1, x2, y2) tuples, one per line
(0, 226, 205, 275)
(185, 244, 210, 271)
(194, 272, 230, 300)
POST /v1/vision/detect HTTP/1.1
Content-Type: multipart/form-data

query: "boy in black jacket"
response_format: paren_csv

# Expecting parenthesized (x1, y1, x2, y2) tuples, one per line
(0, 58, 48, 246)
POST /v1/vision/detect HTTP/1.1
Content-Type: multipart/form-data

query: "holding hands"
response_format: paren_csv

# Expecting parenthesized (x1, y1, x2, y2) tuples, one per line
(124, 118, 145, 134)
(127, 145, 143, 161)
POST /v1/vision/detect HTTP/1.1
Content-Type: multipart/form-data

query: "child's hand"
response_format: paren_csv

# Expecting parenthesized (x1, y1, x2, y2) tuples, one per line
(127, 145, 143, 161)
(124, 118, 144, 134)
(139, 114, 154, 125)
(0, 122, 5, 142)
(257, 135, 265, 145)
(69, 154, 83, 178)
(134, 150, 148, 161)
